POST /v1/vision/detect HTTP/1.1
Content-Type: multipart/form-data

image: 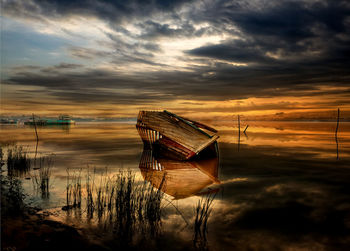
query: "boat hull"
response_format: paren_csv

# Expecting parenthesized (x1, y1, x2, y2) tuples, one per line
(136, 110, 219, 160)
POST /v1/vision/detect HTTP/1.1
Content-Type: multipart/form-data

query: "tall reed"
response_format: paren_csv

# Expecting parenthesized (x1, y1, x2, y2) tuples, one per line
(64, 169, 165, 241)
(7, 146, 31, 177)
(0, 146, 4, 168)
(193, 193, 217, 250)
(65, 169, 82, 209)
(86, 168, 95, 218)
(32, 155, 53, 198)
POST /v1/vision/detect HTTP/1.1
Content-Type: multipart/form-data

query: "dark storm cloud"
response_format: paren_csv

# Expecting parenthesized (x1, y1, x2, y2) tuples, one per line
(1, 0, 192, 23)
(81, 32, 163, 66)
(138, 20, 196, 39)
(69, 47, 112, 59)
(187, 39, 273, 63)
(53, 63, 82, 69)
(39, 63, 83, 74)
(48, 89, 173, 105)
(2, 0, 350, 103)
(103, 32, 161, 53)
(4, 62, 350, 104)
(187, 0, 350, 66)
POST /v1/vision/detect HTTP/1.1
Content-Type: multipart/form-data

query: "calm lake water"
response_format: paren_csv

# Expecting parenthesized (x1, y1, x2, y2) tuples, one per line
(1, 121, 350, 250)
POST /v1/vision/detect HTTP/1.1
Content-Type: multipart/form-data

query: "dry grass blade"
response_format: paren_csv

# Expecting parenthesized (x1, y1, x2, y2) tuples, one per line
(32, 155, 54, 198)
(64, 168, 82, 210)
(64, 169, 166, 242)
(193, 192, 217, 250)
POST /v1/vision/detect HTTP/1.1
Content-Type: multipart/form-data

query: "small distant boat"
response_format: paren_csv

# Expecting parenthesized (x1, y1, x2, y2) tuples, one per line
(24, 114, 75, 125)
(136, 110, 219, 160)
(0, 118, 17, 124)
(46, 115, 75, 125)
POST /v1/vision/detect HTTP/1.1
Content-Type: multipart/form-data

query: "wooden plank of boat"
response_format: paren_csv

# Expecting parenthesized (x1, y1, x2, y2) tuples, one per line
(137, 110, 219, 159)
(164, 111, 218, 134)
(157, 136, 196, 160)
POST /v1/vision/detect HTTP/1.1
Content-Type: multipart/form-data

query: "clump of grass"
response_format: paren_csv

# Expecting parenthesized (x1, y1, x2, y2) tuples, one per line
(1, 175, 25, 217)
(112, 171, 165, 234)
(95, 174, 108, 219)
(86, 168, 95, 218)
(64, 169, 165, 242)
(6, 146, 31, 177)
(32, 155, 54, 198)
(193, 193, 217, 250)
(138, 173, 165, 235)
(0, 146, 4, 168)
(65, 169, 82, 210)
(112, 171, 136, 240)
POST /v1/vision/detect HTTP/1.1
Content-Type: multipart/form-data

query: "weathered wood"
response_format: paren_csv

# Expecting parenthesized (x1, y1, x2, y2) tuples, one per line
(158, 136, 195, 160)
(137, 111, 219, 158)
(176, 115, 218, 133)
(164, 110, 215, 137)
(335, 108, 340, 160)
(194, 135, 219, 155)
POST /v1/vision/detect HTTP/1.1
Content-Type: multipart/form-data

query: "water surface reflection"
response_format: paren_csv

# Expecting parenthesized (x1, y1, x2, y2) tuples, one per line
(1, 121, 350, 250)
(139, 149, 220, 199)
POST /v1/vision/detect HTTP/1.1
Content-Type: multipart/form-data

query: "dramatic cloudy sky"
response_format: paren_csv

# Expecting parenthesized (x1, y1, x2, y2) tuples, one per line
(1, 0, 350, 120)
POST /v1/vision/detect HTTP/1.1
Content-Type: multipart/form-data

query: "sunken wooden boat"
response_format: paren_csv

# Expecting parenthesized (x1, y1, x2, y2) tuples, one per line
(139, 149, 220, 199)
(136, 110, 219, 160)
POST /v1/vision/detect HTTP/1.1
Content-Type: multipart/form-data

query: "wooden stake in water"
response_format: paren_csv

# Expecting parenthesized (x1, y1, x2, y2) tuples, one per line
(32, 113, 39, 160)
(335, 108, 340, 138)
(238, 115, 240, 152)
(335, 108, 340, 160)
(238, 115, 240, 132)
(32, 113, 39, 141)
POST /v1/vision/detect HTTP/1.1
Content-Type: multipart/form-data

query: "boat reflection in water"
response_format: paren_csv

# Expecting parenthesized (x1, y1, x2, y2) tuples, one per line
(139, 146, 220, 199)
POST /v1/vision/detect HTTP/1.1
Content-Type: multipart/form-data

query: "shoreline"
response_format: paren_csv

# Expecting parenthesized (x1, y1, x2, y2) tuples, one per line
(1, 175, 104, 251)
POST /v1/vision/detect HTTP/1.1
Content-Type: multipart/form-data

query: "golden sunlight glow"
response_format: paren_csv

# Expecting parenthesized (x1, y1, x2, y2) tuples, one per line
(2, 82, 349, 121)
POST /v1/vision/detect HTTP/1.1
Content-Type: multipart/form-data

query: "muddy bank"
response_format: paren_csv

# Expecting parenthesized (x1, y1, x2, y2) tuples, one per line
(1, 175, 193, 251)
(1, 209, 191, 251)
(1, 213, 106, 251)
(1, 175, 104, 251)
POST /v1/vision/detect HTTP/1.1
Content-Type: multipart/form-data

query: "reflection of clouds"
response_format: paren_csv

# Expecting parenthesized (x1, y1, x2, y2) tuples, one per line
(1, 123, 144, 209)
(264, 183, 324, 197)
(205, 179, 350, 249)
(1, 123, 142, 165)
(217, 121, 350, 159)
(206, 138, 350, 249)
(220, 177, 248, 184)
(2, 121, 350, 249)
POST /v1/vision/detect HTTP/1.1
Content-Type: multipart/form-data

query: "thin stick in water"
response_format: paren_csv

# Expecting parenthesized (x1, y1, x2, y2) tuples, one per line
(237, 115, 240, 152)
(335, 108, 340, 138)
(32, 113, 39, 142)
(243, 125, 249, 134)
(32, 113, 39, 160)
(335, 108, 340, 160)
(238, 115, 240, 132)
